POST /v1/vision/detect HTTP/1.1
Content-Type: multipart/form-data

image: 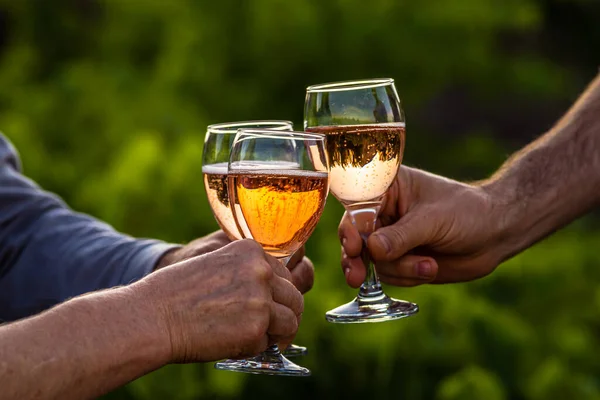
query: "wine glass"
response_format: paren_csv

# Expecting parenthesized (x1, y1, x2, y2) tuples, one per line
(214, 129, 329, 376)
(202, 120, 308, 357)
(304, 78, 419, 323)
(202, 121, 293, 241)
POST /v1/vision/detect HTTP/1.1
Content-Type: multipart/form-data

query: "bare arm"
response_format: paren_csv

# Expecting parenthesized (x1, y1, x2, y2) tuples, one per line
(339, 73, 600, 286)
(485, 73, 600, 260)
(0, 286, 167, 400)
(0, 240, 303, 399)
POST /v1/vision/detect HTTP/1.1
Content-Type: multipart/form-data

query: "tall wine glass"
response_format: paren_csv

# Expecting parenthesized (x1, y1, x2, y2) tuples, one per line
(304, 78, 419, 323)
(202, 121, 293, 240)
(202, 120, 308, 357)
(214, 129, 329, 376)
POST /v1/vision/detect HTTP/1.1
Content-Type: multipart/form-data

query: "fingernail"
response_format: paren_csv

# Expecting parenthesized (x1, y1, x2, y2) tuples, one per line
(416, 261, 433, 278)
(342, 237, 347, 247)
(373, 233, 391, 253)
(344, 267, 351, 279)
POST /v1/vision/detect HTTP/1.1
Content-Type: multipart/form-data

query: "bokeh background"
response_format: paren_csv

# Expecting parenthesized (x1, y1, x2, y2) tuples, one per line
(2, 0, 600, 399)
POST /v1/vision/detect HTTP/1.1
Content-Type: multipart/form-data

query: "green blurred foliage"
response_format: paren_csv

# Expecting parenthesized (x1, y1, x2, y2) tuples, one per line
(1, 0, 599, 399)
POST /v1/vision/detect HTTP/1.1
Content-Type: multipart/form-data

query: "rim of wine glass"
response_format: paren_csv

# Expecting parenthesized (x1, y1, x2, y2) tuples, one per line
(306, 78, 394, 93)
(207, 120, 294, 134)
(234, 128, 326, 142)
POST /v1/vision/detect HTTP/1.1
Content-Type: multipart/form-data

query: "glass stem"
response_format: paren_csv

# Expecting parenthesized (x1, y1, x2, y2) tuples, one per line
(347, 203, 385, 302)
(260, 255, 292, 359)
(263, 344, 284, 361)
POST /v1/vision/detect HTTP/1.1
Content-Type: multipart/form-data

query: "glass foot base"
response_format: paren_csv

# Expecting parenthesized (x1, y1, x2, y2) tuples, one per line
(325, 294, 418, 323)
(214, 348, 311, 377)
(282, 343, 308, 357)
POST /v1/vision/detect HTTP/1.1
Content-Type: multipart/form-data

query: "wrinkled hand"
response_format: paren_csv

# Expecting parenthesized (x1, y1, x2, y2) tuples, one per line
(155, 230, 315, 294)
(134, 239, 303, 363)
(339, 166, 509, 287)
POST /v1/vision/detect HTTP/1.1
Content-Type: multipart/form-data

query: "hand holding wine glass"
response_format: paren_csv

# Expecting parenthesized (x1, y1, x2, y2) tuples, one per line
(201, 120, 311, 357)
(139, 239, 303, 363)
(338, 165, 497, 287)
(305, 78, 418, 323)
(215, 129, 329, 376)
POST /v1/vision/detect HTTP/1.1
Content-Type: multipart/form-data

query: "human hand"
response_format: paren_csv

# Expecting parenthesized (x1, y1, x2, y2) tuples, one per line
(134, 239, 303, 363)
(156, 230, 315, 294)
(154, 230, 231, 270)
(339, 166, 511, 287)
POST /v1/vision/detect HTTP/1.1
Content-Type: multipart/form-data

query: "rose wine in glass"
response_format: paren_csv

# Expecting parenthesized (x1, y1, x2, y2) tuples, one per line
(202, 121, 293, 241)
(215, 129, 329, 376)
(305, 78, 419, 323)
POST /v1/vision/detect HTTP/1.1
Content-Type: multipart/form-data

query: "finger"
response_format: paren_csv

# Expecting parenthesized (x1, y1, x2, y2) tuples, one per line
(290, 256, 314, 294)
(271, 276, 304, 317)
(367, 212, 434, 262)
(264, 253, 293, 282)
(198, 230, 231, 251)
(341, 249, 367, 289)
(287, 247, 306, 272)
(428, 256, 492, 284)
(277, 309, 302, 350)
(178, 230, 233, 259)
(338, 212, 362, 257)
(375, 255, 438, 282)
(268, 302, 299, 339)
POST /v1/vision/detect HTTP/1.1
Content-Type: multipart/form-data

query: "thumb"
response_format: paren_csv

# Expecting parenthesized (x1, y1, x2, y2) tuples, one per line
(367, 213, 432, 261)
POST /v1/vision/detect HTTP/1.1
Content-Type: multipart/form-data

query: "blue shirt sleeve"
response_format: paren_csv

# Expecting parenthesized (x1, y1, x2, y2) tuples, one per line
(0, 133, 179, 322)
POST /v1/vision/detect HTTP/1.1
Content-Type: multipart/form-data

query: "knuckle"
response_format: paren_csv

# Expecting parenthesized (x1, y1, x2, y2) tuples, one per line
(242, 257, 272, 282)
(250, 260, 273, 281)
(246, 293, 270, 312)
(247, 316, 269, 341)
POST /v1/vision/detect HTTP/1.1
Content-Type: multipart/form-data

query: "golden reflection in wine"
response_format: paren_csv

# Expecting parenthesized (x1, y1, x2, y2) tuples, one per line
(229, 169, 328, 258)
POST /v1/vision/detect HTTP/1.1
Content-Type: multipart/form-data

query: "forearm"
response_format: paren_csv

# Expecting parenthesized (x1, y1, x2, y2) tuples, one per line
(0, 284, 168, 400)
(484, 73, 600, 259)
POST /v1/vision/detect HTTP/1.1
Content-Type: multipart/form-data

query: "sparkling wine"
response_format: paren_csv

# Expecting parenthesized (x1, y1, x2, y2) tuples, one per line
(202, 162, 241, 240)
(306, 123, 405, 204)
(229, 167, 328, 258)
